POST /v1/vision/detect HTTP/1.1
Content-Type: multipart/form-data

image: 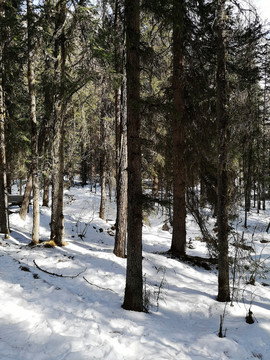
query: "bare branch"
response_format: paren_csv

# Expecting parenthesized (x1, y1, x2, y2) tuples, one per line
(83, 276, 117, 294)
(33, 259, 86, 278)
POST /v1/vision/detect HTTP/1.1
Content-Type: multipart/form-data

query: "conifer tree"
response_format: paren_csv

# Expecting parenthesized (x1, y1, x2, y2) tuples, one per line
(170, 0, 186, 257)
(122, 0, 143, 312)
(50, 0, 67, 246)
(27, 0, 40, 245)
(0, 0, 10, 237)
(216, 0, 230, 302)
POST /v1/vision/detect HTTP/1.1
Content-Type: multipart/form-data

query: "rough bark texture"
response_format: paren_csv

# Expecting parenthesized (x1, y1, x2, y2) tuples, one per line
(243, 148, 252, 228)
(170, 0, 186, 257)
(122, 0, 143, 312)
(114, 80, 128, 258)
(27, 0, 40, 244)
(0, 3, 9, 236)
(114, 0, 121, 182)
(42, 174, 50, 207)
(216, 0, 230, 302)
(50, 0, 66, 246)
(20, 174, 33, 220)
(99, 101, 106, 220)
(114, 1, 128, 259)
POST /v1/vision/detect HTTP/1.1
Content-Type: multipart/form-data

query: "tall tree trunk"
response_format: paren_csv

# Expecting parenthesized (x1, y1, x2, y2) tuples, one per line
(114, 0, 122, 185)
(27, 0, 39, 245)
(261, 62, 268, 211)
(114, 80, 128, 258)
(114, 1, 128, 258)
(99, 98, 107, 220)
(122, 0, 143, 312)
(216, 0, 230, 302)
(0, 0, 9, 236)
(170, 0, 186, 257)
(80, 142, 88, 187)
(50, 0, 66, 246)
(40, 0, 54, 208)
(243, 147, 252, 228)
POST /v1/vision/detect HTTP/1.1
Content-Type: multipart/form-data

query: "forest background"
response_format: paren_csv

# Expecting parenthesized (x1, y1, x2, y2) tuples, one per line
(1, 0, 270, 315)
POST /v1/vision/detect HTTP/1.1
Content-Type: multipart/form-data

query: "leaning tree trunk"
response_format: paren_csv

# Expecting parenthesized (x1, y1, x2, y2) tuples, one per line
(216, 0, 230, 302)
(50, 0, 66, 246)
(27, 0, 39, 245)
(170, 0, 186, 257)
(0, 3, 9, 237)
(122, 0, 143, 312)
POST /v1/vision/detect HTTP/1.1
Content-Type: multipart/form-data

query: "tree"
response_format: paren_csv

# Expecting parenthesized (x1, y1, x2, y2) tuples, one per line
(114, 0, 128, 258)
(50, 0, 67, 246)
(216, 0, 230, 302)
(170, 0, 186, 257)
(114, 78, 128, 258)
(99, 83, 107, 220)
(27, 0, 40, 245)
(122, 0, 143, 312)
(0, 0, 9, 237)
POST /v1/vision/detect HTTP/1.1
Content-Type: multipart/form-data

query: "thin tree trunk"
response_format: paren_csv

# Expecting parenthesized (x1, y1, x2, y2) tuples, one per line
(51, 118, 65, 245)
(170, 0, 186, 257)
(42, 174, 50, 207)
(114, 1, 128, 258)
(122, 0, 143, 312)
(114, 80, 128, 258)
(0, 1, 9, 236)
(244, 148, 252, 228)
(114, 0, 121, 187)
(50, 0, 66, 246)
(27, 0, 39, 245)
(40, 0, 54, 208)
(20, 174, 33, 220)
(216, 0, 230, 302)
(262, 63, 267, 211)
(99, 102, 106, 220)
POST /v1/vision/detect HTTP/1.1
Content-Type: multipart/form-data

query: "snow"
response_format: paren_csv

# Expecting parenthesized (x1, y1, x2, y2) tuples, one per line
(1, 186, 270, 360)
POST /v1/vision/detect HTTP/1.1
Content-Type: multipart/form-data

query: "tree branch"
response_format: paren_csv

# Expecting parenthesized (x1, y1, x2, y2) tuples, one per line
(33, 259, 86, 278)
(83, 276, 117, 294)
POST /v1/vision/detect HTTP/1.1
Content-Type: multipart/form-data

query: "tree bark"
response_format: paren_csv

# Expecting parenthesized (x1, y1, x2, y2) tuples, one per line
(42, 174, 50, 207)
(122, 0, 143, 312)
(20, 174, 33, 220)
(243, 147, 252, 228)
(114, 1, 128, 258)
(50, 0, 66, 246)
(99, 94, 107, 220)
(170, 0, 186, 257)
(27, 0, 40, 245)
(0, 0, 9, 236)
(216, 0, 230, 302)
(114, 80, 128, 258)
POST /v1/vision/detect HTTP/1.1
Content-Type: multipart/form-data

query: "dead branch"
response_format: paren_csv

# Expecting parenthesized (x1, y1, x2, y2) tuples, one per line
(33, 260, 86, 278)
(83, 276, 117, 294)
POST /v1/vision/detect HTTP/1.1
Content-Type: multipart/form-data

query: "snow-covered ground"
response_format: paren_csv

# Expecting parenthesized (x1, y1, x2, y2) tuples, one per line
(0, 186, 270, 360)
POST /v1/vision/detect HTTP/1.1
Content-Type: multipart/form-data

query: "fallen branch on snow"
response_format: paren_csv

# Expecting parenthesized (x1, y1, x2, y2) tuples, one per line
(33, 260, 86, 278)
(83, 276, 117, 294)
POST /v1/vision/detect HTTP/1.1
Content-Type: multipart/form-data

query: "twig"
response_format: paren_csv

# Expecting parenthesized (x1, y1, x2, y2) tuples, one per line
(33, 260, 86, 278)
(83, 276, 117, 294)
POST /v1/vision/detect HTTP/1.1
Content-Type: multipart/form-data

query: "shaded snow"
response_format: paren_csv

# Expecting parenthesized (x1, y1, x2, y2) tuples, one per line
(0, 186, 270, 359)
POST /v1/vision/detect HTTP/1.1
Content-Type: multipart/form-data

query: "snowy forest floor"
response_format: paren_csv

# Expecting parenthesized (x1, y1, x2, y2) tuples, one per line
(0, 185, 270, 360)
